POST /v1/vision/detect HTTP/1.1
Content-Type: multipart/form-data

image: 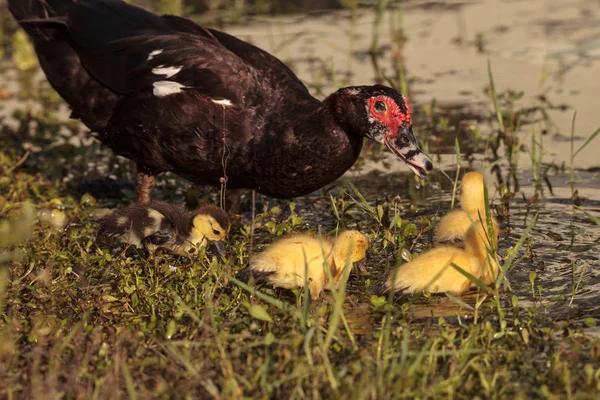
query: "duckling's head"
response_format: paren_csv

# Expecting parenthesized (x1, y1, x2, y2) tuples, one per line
(190, 206, 230, 254)
(460, 171, 487, 213)
(331, 230, 369, 281)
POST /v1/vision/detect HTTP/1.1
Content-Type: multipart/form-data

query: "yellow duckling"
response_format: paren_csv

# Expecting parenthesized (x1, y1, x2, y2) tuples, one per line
(99, 201, 230, 255)
(237, 230, 369, 299)
(435, 171, 498, 244)
(384, 219, 500, 295)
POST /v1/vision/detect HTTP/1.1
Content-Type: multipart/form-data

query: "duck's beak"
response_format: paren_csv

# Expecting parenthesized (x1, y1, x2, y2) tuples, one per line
(357, 259, 368, 274)
(212, 240, 226, 255)
(384, 125, 433, 178)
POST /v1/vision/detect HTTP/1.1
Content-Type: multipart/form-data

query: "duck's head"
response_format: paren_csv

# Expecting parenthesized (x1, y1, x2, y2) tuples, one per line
(332, 230, 369, 281)
(460, 172, 487, 212)
(191, 205, 230, 255)
(336, 85, 433, 178)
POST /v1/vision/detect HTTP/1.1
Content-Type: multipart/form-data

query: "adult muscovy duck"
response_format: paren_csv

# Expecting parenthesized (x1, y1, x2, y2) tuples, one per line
(9, 0, 433, 206)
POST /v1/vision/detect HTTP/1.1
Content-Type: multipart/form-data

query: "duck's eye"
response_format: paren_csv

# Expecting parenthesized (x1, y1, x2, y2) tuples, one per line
(212, 229, 221, 235)
(374, 101, 387, 114)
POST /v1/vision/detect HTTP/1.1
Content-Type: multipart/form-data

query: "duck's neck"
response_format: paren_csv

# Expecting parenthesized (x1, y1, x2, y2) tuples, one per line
(290, 92, 364, 152)
(465, 229, 498, 280)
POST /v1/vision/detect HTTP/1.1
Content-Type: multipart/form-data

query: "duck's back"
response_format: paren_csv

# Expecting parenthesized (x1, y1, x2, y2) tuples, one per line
(10, 0, 311, 130)
(388, 247, 480, 295)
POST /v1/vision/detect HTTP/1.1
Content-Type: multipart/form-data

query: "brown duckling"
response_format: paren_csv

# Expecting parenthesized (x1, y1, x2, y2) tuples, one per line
(99, 201, 229, 255)
(384, 219, 500, 295)
(435, 171, 498, 244)
(237, 230, 369, 300)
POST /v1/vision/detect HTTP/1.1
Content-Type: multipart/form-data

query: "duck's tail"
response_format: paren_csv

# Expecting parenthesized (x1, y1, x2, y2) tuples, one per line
(8, 0, 118, 132)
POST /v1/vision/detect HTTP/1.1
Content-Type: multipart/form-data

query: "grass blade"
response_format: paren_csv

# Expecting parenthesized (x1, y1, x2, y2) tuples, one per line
(450, 263, 490, 292)
(120, 357, 138, 400)
(488, 60, 504, 134)
(450, 137, 461, 209)
(446, 292, 475, 310)
(227, 274, 289, 311)
(573, 126, 600, 157)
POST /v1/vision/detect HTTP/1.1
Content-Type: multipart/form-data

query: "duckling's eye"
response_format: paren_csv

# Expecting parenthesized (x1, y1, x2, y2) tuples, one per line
(374, 101, 387, 114)
(212, 229, 221, 235)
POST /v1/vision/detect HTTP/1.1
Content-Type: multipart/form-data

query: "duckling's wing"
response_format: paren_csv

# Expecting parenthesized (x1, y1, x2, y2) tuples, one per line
(62, 1, 259, 101)
(236, 266, 275, 282)
(144, 224, 175, 246)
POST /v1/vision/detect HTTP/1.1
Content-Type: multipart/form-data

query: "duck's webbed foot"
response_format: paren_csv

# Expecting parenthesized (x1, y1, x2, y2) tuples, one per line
(135, 164, 156, 204)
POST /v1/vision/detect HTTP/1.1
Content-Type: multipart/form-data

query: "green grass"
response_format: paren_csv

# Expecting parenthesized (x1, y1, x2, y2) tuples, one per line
(2, 130, 600, 398)
(1, 1, 600, 398)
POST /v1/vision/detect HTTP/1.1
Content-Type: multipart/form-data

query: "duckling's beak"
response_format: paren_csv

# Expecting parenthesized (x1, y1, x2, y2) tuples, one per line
(384, 125, 433, 179)
(212, 240, 227, 255)
(357, 259, 368, 274)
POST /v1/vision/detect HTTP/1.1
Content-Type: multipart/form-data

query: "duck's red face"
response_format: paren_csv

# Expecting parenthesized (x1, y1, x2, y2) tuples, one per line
(364, 93, 433, 178)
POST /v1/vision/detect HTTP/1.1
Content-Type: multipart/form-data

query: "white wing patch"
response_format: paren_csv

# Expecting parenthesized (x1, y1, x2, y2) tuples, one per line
(152, 65, 182, 78)
(211, 99, 233, 107)
(153, 81, 186, 97)
(147, 49, 163, 61)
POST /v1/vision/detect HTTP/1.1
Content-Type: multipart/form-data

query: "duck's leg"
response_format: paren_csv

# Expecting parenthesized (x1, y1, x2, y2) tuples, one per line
(135, 163, 156, 204)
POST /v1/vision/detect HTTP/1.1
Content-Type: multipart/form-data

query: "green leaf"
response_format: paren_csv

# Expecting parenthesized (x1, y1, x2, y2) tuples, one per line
(528, 271, 537, 285)
(248, 304, 273, 323)
(370, 295, 386, 308)
(403, 223, 418, 238)
(80, 192, 97, 206)
(165, 319, 177, 339)
(521, 328, 529, 344)
(265, 332, 275, 346)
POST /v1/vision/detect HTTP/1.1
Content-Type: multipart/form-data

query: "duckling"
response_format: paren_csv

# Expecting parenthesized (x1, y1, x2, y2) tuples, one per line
(435, 171, 498, 244)
(384, 220, 500, 295)
(237, 230, 369, 300)
(99, 201, 230, 255)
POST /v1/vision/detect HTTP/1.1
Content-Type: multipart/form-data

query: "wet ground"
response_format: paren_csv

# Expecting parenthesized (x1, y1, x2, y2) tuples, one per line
(1, 0, 599, 329)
